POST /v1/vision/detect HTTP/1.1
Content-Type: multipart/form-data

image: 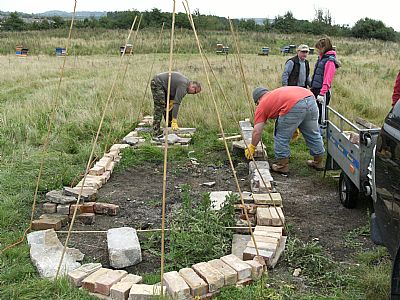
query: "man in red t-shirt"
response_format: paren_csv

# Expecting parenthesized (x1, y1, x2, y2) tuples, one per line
(245, 86, 325, 174)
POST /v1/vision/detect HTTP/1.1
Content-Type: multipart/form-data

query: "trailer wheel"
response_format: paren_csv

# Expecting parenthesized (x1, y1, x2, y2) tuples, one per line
(339, 171, 358, 208)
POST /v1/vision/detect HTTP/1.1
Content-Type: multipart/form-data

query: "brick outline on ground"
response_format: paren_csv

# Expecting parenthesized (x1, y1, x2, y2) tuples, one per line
(29, 117, 288, 299)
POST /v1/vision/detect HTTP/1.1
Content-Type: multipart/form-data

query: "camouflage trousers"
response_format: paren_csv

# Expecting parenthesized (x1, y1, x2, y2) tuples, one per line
(151, 78, 172, 135)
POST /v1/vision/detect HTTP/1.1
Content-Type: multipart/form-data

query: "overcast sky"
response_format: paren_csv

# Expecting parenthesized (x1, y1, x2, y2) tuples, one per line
(2, 0, 399, 31)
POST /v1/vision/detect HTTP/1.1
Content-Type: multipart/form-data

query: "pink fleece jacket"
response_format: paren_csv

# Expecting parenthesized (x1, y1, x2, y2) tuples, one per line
(319, 50, 337, 96)
(392, 71, 400, 106)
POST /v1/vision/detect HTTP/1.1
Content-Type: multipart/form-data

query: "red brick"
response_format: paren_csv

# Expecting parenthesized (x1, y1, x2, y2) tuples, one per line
(31, 219, 62, 231)
(94, 269, 127, 295)
(82, 268, 109, 292)
(94, 203, 119, 216)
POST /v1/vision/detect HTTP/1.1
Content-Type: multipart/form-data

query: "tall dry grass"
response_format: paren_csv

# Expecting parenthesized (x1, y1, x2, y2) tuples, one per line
(0, 40, 399, 154)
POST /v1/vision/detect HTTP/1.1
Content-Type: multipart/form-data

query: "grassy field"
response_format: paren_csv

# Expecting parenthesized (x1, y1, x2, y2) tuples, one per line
(0, 28, 399, 299)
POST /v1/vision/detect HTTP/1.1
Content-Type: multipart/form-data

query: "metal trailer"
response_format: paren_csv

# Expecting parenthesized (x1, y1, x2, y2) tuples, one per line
(324, 106, 381, 208)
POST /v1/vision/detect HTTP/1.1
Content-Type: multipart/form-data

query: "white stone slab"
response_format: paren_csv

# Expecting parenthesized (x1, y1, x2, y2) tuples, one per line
(209, 191, 232, 211)
(107, 227, 142, 268)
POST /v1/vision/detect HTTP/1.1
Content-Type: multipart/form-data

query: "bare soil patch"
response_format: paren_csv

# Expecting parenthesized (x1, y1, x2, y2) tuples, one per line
(58, 158, 374, 275)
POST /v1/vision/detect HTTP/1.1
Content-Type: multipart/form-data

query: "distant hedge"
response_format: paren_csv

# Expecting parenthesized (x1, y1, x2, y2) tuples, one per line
(1, 9, 399, 42)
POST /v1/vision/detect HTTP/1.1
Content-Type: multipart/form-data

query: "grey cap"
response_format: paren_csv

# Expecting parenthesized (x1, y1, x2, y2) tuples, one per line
(252, 87, 268, 103)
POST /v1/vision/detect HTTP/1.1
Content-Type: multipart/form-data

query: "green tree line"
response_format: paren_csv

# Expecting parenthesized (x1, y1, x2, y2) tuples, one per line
(1, 9, 398, 42)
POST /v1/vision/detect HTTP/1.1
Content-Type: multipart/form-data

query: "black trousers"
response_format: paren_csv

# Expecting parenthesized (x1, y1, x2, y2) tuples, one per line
(311, 88, 331, 124)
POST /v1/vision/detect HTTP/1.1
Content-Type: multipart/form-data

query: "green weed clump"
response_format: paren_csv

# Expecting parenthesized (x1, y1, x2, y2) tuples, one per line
(284, 238, 351, 288)
(167, 184, 237, 269)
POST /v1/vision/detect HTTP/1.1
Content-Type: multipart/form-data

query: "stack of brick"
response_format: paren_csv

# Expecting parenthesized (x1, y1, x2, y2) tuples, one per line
(32, 147, 126, 230)
(231, 118, 287, 268)
(32, 192, 120, 230)
(68, 264, 150, 299)
(232, 120, 267, 158)
(67, 254, 264, 299)
(241, 226, 287, 268)
(234, 192, 283, 228)
(122, 115, 195, 147)
(162, 254, 264, 299)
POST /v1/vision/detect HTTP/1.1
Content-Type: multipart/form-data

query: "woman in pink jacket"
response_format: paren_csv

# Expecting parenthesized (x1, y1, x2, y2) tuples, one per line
(392, 71, 400, 106)
(310, 36, 340, 126)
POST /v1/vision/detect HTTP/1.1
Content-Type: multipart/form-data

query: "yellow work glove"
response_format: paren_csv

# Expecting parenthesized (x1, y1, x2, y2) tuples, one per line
(168, 100, 174, 111)
(245, 144, 256, 160)
(171, 118, 179, 131)
(291, 128, 301, 142)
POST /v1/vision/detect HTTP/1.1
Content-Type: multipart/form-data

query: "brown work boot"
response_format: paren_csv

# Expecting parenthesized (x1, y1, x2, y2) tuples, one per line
(271, 157, 289, 174)
(307, 155, 324, 171)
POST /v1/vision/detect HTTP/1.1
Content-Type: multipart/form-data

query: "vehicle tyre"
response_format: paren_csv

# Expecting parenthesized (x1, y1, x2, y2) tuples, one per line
(339, 171, 358, 208)
(392, 248, 400, 299)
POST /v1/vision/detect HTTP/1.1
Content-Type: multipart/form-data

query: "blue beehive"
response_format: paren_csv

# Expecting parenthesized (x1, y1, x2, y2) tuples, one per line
(55, 47, 67, 56)
(16, 45, 29, 57)
(280, 46, 290, 54)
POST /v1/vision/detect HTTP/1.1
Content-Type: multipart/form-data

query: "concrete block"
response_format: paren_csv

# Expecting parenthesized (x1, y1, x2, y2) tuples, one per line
(63, 186, 97, 201)
(269, 207, 285, 226)
(252, 193, 282, 205)
(120, 274, 143, 284)
(251, 233, 280, 245)
(128, 284, 165, 299)
(209, 191, 232, 211)
(109, 144, 130, 152)
(68, 263, 102, 287)
(29, 244, 81, 279)
(246, 241, 277, 256)
(57, 204, 70, 215)
(76, 179, 101, 190)
(250, 233, 279, 243)
(27, 229, 61, 248)
(110, 281, 134, 300)
(106, 161, 116, 173)
(86, 174, 106, 185)
(178, 268, 208, 297)
(101, 170, 112, 182)
(242, 247, 274, 263)
(243, 260, 264, 280)
(89, 165, 105, 176)
(96, 156, 113, 170)
(220, 254, 251, 280)
(208, 259, 237, 286)
(268, 236, 287, 268)
(107, 227, 142, 268)
(42, 202, 57, 214)
(231, 234, 251, 259)
(95, 269, 128, 295)
(254, 225, 283, 234)
(163, 271, 191, 299)
(39, 214, 69, 226)
(46, 190, 77, 204)
(256, 207, 272, 226)
(192, 262, 224, 292)
(123, 136, 139, 145)
(249, 161, 273, 193)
